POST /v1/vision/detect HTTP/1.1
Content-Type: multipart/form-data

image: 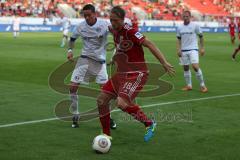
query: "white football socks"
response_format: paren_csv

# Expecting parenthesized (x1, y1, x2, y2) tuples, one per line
(195, 68, 205, 87)
(184, 70, 192, 87)
(13, 32, 20, 38)
(13, 32, 17, 38)
(61, 38, 65, 46)
(70, 92, 79, 115)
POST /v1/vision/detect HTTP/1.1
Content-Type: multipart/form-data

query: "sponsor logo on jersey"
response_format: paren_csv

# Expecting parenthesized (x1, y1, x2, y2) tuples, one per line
(135, 32, 143, 39)
(96, 27, 101, 32)
(75, 76, 80, 81)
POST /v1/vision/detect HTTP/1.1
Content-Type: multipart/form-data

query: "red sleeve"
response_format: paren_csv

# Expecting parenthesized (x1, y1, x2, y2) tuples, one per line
(127, 28, 145, 45)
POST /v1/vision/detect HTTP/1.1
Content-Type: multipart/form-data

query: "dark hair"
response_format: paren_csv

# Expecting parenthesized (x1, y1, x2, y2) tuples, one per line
(82, 4, 95, 13)
(111, 6, 125, 19)
(183, 10, 191, 16)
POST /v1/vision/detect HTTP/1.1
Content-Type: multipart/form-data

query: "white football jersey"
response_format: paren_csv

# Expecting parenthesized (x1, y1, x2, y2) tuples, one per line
(176, 22, 202, 51)
(12, 17, 20, 30)
(59, 17, 71, 30)
(71, 19, 109, 61)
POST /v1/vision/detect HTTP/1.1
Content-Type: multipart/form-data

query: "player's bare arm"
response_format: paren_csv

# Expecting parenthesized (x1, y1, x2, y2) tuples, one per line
(142, 38, 175, 76)
(177, 38, 182, 57)
(67, 37, 76, 61)
(199, 35, 205, 56)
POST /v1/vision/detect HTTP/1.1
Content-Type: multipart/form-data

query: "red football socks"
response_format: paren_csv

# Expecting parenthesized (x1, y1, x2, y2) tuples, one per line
(98, 105, 111, 136)
(122, 105, 152, 127)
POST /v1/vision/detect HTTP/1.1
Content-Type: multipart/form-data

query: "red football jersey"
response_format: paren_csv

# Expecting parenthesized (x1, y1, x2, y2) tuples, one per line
(112, 23, 148, 73)
(229, 22, 236, 33)
(238, 22, 240, 32)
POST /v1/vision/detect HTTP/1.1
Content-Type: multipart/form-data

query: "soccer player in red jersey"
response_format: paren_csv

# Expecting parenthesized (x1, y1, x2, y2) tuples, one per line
(97, 6, 175, 142)
(237, 18, 240, 40)
(228, 18, 236, 44)
(231, 44, 240, 60)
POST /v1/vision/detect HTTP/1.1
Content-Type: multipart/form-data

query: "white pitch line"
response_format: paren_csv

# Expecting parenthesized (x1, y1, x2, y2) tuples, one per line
(0, 93, 240, 128)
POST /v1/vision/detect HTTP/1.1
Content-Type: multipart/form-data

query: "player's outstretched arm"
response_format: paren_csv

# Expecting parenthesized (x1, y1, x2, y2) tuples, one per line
(67, 37, 76, 61)
(199, 35, 205, 56)
(176, 38, 182, 57)
(142, 38, 175, 76)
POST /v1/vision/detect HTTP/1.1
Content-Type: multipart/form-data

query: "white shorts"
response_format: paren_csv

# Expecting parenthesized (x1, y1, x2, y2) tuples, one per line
(179, 50, 199, 65)
(63, 29, 69, 36)
(13, 26, 20, 31)
(71, 57, 108, 84)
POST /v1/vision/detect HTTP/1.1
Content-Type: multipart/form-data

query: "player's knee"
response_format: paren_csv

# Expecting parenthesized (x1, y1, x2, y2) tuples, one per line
(183, 65, 189, 71)
(192, 67, 198, 72)
(116, 97, 129, 110)
(97, 97, 104, 107)
(193, 67, 199, 72)
(97, 93, 109, 107)
(192, 64, 199, 72)
(70, 83, 79, 93)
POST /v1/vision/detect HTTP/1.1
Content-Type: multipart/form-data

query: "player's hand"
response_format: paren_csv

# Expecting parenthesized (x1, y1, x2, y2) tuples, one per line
(67, 52, 73, 61)
(177, 50, 182, 57)
(200, 48, 205, 56)
(162, 62, 175, 76)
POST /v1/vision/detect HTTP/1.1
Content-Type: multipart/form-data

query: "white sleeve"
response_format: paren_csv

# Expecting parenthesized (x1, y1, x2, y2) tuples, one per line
(56, 19, 61, 25)
(104, 20, 111, 32)
(176, 26, 181, 38)
(195, 24, 203, 35)
(71, 25, 81, 39)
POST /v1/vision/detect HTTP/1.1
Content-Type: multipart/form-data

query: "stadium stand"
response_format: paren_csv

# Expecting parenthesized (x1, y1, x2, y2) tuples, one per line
(0, 0, 239, 19)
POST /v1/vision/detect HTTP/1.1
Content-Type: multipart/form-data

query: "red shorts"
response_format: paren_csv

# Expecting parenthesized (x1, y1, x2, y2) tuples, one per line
(102, 72, 148, 102)
(230, 32, 235, 37)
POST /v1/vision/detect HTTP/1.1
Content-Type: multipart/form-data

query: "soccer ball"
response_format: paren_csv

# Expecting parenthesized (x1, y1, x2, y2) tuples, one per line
(92, 135, 111, 153)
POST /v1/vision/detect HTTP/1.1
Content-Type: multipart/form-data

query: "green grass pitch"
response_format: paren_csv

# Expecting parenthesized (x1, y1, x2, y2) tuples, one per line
(0, 32, 240, 160)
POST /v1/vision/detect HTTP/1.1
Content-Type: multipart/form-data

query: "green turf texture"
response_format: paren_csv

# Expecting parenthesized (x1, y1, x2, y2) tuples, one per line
(0, 32, 240, 160)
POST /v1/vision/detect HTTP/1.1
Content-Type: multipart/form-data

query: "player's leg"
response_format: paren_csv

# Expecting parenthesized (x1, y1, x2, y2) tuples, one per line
(95, 62, 117, 129)
(16, 31, 20, 37)
(190, 51, 207, 92)
(232, 44, 240, 60)
(13, 30, 17, 38)
(61, 35, 67, 47)
(70, 82, 80, 128)
(231, 34, 235, 44)
(192, 63, 207, 93)
(116, 72, 156, 142)
(61, 30, 68, 47)
(99, 83, 117, 129)
(97, 90, 116, 137)
(116, 96, 156, 142)
(182, 65, 192, 90)
(233, 36, 235, 44)
(181, 52, 192, 90)
(70, 58, 89, 127)
(116, 96, 153, 127)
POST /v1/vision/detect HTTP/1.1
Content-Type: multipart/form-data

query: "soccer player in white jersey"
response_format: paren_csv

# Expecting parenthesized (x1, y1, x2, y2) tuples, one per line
(12, 15, 20, 38)
(57, 14, 71, 47)
(176, 10, 208, 93)
(67, 4, 116, 129)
